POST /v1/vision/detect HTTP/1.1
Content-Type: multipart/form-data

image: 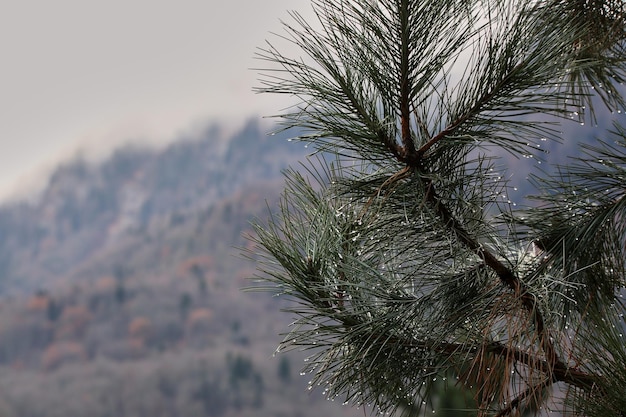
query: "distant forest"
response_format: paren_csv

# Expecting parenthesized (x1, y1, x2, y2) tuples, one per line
(0, 120, 366, 417)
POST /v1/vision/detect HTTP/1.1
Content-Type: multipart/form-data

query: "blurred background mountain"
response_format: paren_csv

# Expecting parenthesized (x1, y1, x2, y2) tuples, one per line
(0, 108, 619, 416)
(0, 118, 371, 417)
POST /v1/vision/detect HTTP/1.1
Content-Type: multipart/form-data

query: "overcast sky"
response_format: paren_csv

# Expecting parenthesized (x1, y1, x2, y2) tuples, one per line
(0, 0, 311, 201)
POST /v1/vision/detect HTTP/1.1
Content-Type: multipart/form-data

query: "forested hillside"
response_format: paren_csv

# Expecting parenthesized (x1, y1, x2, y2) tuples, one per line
(0, 120, 366, 417)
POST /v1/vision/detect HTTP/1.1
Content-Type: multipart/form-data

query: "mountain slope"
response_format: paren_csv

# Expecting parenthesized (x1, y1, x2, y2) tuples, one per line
(0, 119, 304, 294)
(0, 118, 373, 417)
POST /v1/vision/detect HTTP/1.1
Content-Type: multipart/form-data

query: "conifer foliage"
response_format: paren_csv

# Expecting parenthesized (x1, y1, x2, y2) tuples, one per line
(250, 1, 626, 415)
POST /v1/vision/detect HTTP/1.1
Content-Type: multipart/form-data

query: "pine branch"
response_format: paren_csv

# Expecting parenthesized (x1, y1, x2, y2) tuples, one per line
(374, 121, 564, 379)
(334, 310, 597, 392)
(253, 1, 626, 415)
(420, 176, 557, 358)
(368, 117, 587, 412)
(336, 68, 406, 162)
(414, 61, 524, 162)
(398, 0, 417, 160)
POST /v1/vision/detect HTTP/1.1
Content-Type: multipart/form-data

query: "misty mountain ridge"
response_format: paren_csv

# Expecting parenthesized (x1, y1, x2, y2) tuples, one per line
(0, 118, 307, 294)
(0, 117, 375, 417)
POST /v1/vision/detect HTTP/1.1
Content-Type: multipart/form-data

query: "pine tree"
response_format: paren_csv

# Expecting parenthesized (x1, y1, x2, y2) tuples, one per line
(249, 1, 626, 416)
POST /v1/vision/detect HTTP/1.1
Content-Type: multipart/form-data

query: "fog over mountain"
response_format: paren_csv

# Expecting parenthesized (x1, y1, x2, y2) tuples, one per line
(0, 0, 313, 203)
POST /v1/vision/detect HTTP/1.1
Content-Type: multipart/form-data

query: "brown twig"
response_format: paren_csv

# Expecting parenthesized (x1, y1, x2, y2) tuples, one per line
(493, 380, 549, 417)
